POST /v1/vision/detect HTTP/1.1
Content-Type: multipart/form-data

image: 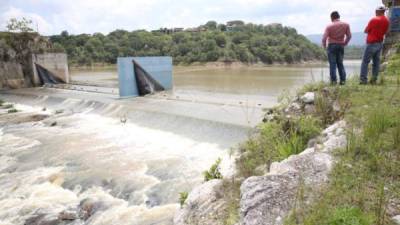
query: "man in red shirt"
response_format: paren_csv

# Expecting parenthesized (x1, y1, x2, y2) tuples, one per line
(322, 11, 352, 85)
(360, 6, 390, 84)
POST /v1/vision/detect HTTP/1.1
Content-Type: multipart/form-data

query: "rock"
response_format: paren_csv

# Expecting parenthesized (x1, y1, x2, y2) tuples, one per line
(254, 164, 268, 175)
(240, 172, 299, 225)
(268, 151, 332, 184)
(240, 121, 347, 225)
(78, 198, 103, 220)
(307, 138, 318, 148)
(393, 215, 400, 225)
(58, 209, 78, 221)
(174, 179, 226, 225)
(24, 214, 60, 225)
(301, 92, 315, 104)
(321, 134, 347, 153)
(304, 104, 316, 115)
(285, 102, 302, 115)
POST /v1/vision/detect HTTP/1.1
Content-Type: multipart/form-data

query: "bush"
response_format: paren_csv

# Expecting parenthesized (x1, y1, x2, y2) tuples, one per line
(179, 192, 189, 208)
(203, 158, 223, 181)
(7, 108, 18, 113)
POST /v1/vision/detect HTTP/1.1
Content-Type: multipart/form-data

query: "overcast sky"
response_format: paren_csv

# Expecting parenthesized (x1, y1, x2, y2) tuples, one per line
(0, 0, 384, 36)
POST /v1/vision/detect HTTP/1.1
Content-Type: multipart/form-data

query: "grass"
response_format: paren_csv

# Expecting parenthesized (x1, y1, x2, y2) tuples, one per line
(0, 99, 4, 106)
(284, 54, 400, 225)
(236, 115, 323, 178)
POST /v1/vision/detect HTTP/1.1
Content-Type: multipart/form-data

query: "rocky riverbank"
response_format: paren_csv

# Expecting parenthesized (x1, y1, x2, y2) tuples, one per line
(174, 86, 348, 225)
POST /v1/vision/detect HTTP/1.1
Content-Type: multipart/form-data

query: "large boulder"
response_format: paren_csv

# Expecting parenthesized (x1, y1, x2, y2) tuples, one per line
(240, 121, 347, 225)
(174, 180, 226, 225)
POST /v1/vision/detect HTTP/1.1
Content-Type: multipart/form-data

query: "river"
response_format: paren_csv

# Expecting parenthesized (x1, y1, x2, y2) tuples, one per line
(0, 61, 361, 225)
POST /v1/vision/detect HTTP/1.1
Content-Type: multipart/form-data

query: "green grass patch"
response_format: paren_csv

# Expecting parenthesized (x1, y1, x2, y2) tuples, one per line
(0, 99, 4, 106)
(237, 115, 322, 178)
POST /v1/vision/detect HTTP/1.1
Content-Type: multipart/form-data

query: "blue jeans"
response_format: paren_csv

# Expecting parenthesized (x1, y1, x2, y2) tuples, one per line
(360, 43, 383, 83)
(327, 44, 346, 83)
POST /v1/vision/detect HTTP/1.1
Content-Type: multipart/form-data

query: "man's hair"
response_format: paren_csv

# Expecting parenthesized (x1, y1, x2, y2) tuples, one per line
(331, 11, 340, 20)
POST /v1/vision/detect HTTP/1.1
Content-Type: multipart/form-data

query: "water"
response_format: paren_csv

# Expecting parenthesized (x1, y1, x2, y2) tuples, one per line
(71, 60, 361, 97)
(0, 61, 361, 225)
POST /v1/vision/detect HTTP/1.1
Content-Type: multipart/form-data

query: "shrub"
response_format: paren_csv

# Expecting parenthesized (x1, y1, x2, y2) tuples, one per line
(179, 192, 189, 208)
(7, 108, 18, 113)
(203, 158, 223, 181)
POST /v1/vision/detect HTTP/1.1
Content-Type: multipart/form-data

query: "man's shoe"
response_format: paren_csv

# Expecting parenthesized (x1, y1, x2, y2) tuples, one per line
(339, 81, 346, 85)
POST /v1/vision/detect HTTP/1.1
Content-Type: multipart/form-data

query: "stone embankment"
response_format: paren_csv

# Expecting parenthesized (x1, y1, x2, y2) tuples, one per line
(174, 91, 348, 225)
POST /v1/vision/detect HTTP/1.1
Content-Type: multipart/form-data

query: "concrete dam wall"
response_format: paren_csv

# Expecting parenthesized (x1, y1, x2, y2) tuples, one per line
(0, 32, 68, 89)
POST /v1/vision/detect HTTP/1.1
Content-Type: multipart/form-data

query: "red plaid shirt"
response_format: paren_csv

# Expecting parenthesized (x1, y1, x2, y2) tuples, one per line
(322, 19, 352, 48)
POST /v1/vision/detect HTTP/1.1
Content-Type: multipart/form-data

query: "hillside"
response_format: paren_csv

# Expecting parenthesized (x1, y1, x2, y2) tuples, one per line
(49, 21, 326, 66)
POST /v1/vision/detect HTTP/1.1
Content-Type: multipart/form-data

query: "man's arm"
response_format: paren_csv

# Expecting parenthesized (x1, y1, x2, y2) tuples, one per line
(364, 19, 372, 34)
(345, 24, 352, 46)
(322, 27, 329, 48)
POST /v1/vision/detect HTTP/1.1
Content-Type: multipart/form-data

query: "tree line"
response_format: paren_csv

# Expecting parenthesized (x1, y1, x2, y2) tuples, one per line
(49, 21, 326, 66)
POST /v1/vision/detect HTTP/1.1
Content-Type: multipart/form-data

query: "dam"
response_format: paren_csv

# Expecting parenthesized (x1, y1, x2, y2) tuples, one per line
(0, 49, 361, 224)
(0, 56, 269, 225)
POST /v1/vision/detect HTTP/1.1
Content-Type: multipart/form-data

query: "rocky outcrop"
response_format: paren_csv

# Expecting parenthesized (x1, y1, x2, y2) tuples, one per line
(240, 121, 347, 225)
(174, 180, 227, 225)
(0, 32, 50, 89)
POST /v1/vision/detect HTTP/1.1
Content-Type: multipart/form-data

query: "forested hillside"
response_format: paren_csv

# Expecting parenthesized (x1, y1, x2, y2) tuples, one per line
(49, 21, 325, 66)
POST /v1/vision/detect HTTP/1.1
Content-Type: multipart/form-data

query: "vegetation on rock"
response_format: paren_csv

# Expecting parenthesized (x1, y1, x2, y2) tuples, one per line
(203, 158, 223, 182)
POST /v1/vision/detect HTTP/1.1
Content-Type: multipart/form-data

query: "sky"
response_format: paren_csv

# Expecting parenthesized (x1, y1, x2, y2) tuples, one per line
(0, 0, 384, 36)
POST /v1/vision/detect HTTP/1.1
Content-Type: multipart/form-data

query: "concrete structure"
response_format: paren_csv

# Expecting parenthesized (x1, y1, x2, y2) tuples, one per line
(32, 53, 69, 85)
(383, 0, 400, 59)
(117, 56, 173, 98)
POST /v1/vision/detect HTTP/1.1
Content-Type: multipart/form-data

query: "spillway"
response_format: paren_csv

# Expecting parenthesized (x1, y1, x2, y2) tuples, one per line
(0, 87, 266, 225)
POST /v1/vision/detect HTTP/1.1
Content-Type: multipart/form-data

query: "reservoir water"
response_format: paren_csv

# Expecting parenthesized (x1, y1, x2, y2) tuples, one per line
(0, 61, 361, 225)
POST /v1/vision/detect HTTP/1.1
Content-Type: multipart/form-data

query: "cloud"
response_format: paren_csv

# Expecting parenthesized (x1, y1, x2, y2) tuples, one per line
(0, 6, 53, 34)
(0, 0, 382, 35)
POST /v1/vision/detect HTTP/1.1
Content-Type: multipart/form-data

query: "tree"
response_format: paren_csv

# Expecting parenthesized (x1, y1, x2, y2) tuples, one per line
(6, 18, 34, 33)
(214, 33, 227, 48)
(205, 21, 217, 30)
(49, 22, 325, 65)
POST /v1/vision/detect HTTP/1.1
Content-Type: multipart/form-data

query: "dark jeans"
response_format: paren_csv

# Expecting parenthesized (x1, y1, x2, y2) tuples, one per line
(360, 42, 383, 83)
(327, 44, 346, 83)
